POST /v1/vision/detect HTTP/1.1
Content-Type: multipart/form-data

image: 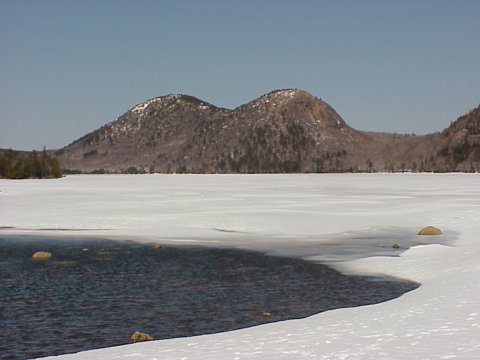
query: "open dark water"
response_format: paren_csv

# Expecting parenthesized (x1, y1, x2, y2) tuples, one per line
(0, 236, 418, 359)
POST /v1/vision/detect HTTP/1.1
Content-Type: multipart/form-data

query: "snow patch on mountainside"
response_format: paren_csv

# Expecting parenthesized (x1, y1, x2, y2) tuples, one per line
(130, 95, 182, 114)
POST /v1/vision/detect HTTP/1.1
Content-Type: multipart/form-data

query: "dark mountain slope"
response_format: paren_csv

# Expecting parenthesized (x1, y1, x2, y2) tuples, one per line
(435, 105, 480, 171)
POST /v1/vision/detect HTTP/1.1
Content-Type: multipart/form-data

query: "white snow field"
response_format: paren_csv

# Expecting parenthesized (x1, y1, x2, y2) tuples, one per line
(1, 173, 480, 359)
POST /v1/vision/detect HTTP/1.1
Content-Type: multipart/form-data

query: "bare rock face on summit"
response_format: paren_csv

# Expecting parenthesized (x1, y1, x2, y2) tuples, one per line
(56, 89, 480, 173)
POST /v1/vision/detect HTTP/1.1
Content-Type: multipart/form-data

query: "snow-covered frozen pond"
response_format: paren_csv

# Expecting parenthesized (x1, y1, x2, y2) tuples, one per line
(2, 173, 480, 359)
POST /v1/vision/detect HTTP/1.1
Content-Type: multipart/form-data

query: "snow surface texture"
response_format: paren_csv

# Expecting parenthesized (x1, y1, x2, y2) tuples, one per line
(1, 174, 480, 359)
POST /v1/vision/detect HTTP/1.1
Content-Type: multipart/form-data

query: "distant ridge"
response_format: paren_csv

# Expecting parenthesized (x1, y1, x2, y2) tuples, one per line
(54, 89, 479, 173)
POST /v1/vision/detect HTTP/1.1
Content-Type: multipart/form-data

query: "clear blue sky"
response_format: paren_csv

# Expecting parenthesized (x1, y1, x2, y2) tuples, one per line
(1, 0, 479, 150)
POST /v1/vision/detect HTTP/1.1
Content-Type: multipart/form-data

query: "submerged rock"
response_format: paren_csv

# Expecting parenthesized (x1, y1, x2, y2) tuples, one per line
(250, 311, 272, 318)
(392, 243, 400, 249)
(130, 331, 153, 343)
(417, 226, 442, 235)
(32, 251, 52, 261)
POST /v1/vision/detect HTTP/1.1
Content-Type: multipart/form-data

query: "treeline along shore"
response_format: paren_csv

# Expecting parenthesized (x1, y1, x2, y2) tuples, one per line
(0, 149, 63, 179)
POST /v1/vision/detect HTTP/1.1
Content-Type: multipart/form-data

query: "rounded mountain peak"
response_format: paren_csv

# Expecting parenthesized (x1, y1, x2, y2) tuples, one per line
(238, 88, 318, 110)
(261, 88, 318, 102)
(129, 94, 218, 115)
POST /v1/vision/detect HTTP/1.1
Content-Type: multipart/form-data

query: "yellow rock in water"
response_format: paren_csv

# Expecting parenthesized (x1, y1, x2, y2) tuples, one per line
(32, 251, 52, 260)
(417, 226, 442, 235)
(152, 243, 162, 249)
(130, 331, 153, 343)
